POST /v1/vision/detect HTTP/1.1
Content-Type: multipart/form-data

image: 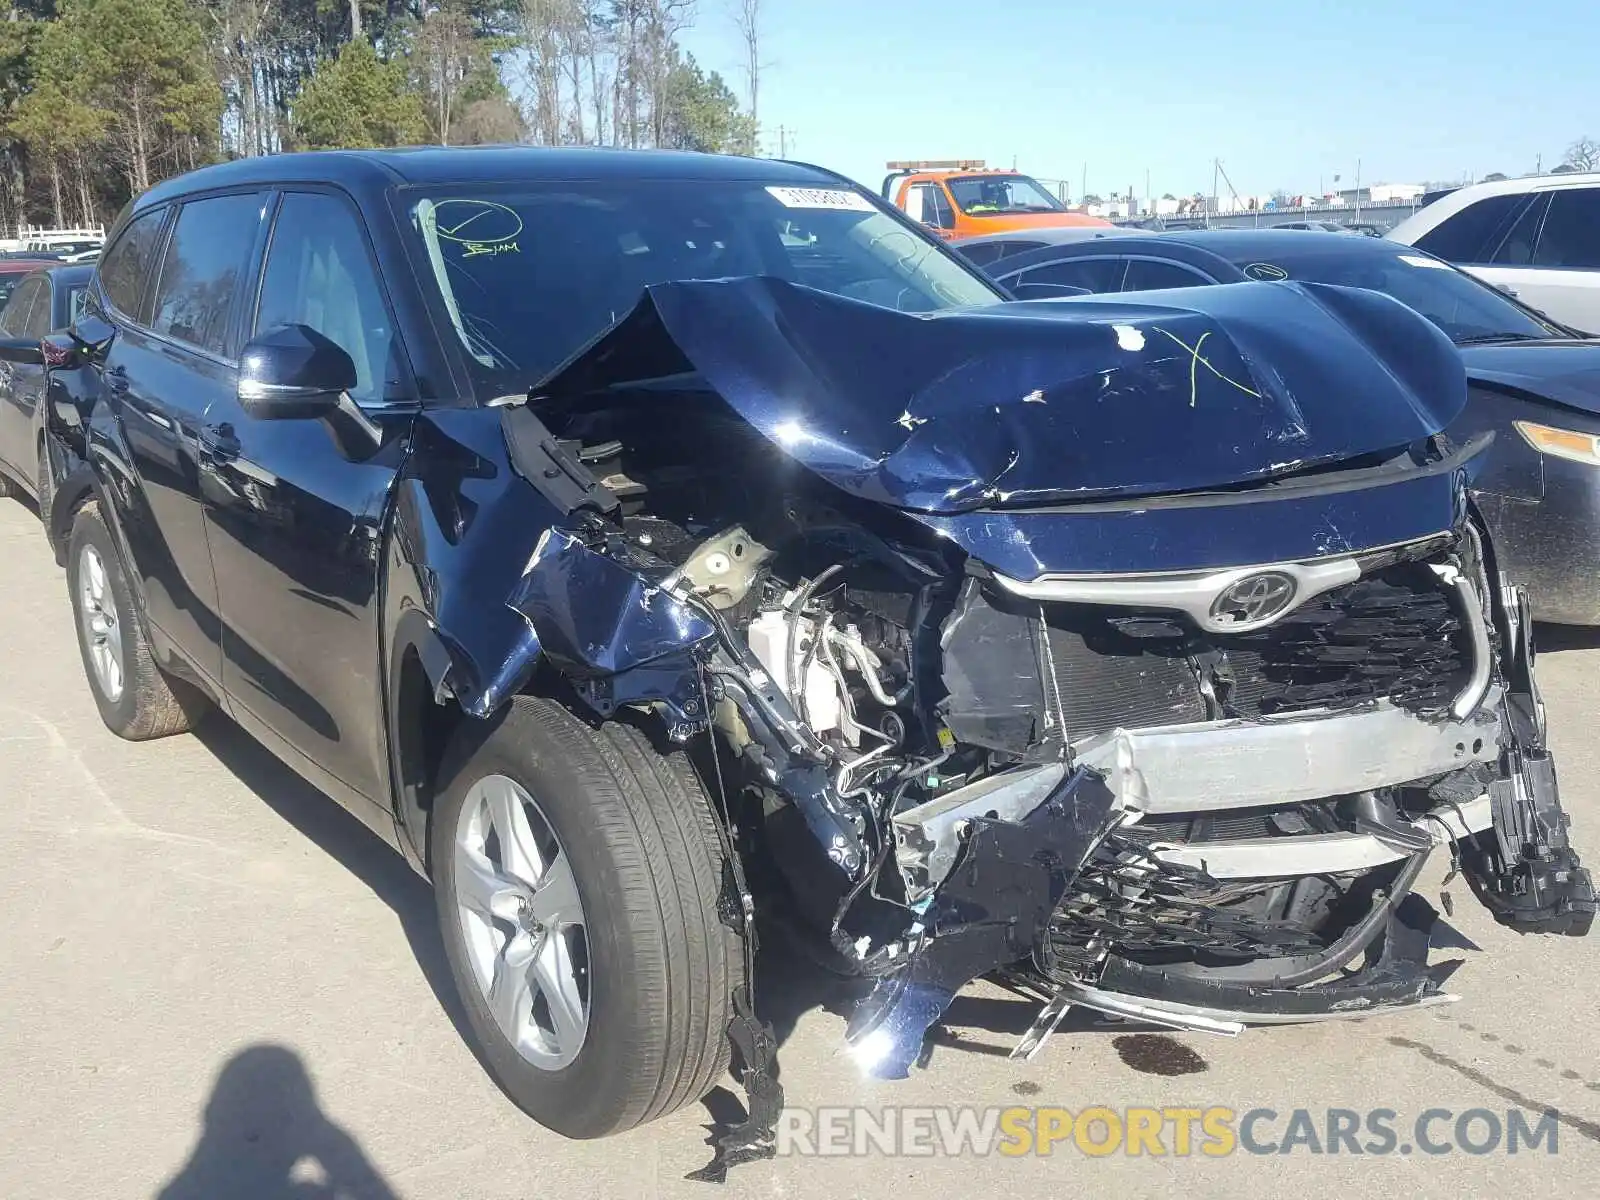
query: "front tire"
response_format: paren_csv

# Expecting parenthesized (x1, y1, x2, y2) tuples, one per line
(431, 696, 739, 1138)
(67, 502, 206, 740)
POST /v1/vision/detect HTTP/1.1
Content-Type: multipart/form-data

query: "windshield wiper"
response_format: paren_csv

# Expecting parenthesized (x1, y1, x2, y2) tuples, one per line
(1454, 332, 1549, 345)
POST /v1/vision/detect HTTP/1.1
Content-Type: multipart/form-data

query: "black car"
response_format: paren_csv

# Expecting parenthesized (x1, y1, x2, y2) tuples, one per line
(2, 150, 1589, 1153)
(965, 228, 1600, 625)
(0, 263, 93, 509)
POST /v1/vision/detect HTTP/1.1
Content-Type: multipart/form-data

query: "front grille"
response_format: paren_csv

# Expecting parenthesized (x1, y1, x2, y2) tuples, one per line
(1042, 832, 1332, 974)
(1217, 564, 1468, 715)
(1043, 555, 1472, 741)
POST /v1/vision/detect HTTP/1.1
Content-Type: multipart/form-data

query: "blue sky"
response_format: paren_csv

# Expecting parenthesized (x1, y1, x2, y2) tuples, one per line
(683, 0, 1599, 199)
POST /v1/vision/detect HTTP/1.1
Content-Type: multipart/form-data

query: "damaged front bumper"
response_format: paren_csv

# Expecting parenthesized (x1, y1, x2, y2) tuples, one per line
(850, 579, 1594, 1075)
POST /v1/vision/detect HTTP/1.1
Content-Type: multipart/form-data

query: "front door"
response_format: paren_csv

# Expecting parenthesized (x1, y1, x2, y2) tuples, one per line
(202, 189, 415, 824)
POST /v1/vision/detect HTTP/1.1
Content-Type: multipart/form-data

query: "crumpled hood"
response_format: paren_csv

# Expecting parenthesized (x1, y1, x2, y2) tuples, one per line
(536, 276, 1466, 515)
(1461, 340, 1600, 416)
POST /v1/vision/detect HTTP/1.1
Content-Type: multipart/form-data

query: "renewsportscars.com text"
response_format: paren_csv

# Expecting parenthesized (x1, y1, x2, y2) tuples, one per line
(776, 1106, 1562, 1158)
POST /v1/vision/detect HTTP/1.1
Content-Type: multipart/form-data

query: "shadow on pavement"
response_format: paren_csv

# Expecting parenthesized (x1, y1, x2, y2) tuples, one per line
(1535, 622, 1600, 654)
(191, 717, 473, 1047)
(156, 1044, 399, 1200)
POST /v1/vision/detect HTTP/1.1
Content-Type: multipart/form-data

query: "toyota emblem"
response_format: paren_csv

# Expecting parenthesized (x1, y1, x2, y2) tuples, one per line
(1210, 572, 1297, 628)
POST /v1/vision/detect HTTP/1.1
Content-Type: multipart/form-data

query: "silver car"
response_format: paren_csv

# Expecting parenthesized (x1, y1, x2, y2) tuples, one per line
(1390, 173, 1600, 333)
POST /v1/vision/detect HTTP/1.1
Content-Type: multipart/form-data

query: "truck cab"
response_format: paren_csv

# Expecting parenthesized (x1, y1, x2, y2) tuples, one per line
(883, 160, 1111, 239)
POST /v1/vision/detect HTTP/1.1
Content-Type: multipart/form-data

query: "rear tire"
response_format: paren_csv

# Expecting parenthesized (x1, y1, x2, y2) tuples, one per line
(67, 502, 207, 740)
(431, 695, 738, 1138)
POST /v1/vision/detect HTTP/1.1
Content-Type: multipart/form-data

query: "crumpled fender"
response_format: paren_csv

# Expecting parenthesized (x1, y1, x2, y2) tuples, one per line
(507, 526, 715, 677)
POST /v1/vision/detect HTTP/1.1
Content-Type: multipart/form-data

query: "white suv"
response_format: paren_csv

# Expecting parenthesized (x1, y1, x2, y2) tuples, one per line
(1389, 173, 1600, 333)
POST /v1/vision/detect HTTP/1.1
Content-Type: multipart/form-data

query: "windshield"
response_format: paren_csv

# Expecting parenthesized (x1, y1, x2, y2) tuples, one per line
(403, 180, 1000, 394)
(946, 175, 1064, 215)
(1231, 247, 1564, 343)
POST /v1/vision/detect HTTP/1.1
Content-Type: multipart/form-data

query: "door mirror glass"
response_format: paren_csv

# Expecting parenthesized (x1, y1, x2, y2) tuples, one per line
(238, 324, 356, 419)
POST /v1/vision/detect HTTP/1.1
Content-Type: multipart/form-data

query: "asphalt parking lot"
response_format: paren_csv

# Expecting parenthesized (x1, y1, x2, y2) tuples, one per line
(1, 495, 1597, 1199)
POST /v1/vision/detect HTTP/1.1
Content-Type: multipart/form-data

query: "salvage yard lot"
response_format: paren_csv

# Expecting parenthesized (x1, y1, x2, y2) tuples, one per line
(1, 496, 1596, 1199)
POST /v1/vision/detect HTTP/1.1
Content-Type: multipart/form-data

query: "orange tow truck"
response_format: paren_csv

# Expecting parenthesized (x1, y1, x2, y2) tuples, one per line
(883, 160, 1112, 240)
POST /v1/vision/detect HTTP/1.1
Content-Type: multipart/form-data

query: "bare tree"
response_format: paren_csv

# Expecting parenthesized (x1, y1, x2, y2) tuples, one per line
(730, 0, 761, 145)
(414, 0, 477, 145)
(1563, 136, 1600, 172)
(521, 0, 571, 143)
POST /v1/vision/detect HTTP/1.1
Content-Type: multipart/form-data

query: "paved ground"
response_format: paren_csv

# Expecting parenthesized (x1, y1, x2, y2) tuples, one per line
(1, 495, 1597, 1199)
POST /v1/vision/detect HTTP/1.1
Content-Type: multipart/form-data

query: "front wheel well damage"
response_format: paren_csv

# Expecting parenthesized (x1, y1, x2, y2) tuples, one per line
(393, 646, 466, 877)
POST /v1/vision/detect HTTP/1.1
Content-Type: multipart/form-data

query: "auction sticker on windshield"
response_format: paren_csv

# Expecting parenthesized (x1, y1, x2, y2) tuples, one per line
(766, 186, 876, 212)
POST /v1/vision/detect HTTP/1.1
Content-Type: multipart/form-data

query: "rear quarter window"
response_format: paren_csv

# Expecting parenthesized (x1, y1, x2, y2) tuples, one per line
(1414, 194, 1528, 263)
(97, 207, 169, 319)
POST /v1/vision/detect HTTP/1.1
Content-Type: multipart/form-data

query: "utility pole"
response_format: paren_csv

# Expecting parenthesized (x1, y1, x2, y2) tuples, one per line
(1354, 158, 1362, 222)
(778, 126, 789, 158)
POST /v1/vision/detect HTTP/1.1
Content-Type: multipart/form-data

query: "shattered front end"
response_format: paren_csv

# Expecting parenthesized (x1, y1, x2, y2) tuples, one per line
(502, 275, 1594, 1094)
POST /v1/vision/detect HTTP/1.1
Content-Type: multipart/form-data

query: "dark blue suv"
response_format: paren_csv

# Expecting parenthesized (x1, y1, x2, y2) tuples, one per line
(12, 147, 1590, 1150)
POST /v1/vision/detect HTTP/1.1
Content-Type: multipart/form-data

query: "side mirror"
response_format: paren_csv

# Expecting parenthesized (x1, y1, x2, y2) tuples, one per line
(237, 324, 356, 419)
(0, 336, 43, 366)
(1009, 282, 1092, 300)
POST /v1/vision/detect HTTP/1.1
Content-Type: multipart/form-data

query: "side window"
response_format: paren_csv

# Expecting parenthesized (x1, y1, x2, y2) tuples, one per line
(1531, 189, 1600, 269)
(905, 183, 937, 226)
(0, 277, 41, 335)
(1488, 194, 1549, 265)
(1122, 259, 1212, 291)
(149, 193, 264, 355)
(1413, 194, 1526, 263)
(254, 191, 397, 405)
(97, 207, 169, 319)
(1008, 257, 1126, 294)
(928, 186, 955, 229)
(24, 280, 54, 337)
(960, 238, 1048, 268)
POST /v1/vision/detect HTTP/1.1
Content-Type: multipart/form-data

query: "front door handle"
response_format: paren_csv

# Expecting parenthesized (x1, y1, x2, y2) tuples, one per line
(201, 422, 241, 460)
(104, 365, 129, 397)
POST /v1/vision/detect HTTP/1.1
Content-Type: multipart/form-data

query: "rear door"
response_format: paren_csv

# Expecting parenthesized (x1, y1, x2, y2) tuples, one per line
(1496, 188, 1600, 332)
(202, 187, 415, 825)
(0, 275, 46, 480)
(96, 192, 266, 685)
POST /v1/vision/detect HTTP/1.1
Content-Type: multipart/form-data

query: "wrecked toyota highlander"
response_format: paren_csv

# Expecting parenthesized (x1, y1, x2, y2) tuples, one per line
(30, 149, 1592, 1159)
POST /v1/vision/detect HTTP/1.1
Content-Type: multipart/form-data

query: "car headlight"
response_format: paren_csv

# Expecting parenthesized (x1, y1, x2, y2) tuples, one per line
(1515, 419, 1600, 465)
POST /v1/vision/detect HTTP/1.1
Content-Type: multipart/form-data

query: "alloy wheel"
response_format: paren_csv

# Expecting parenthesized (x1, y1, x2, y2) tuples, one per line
(77, 545, 125, 703)
(454, 774, 590, 1070)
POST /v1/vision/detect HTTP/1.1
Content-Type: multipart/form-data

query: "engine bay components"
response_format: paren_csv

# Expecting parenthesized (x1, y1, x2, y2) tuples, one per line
(498, 276, 1593, 1139)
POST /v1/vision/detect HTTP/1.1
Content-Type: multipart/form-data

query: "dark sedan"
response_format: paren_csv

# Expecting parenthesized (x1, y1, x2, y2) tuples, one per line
(0, 263, 93, 508)
(965, 229, 1600, 624)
